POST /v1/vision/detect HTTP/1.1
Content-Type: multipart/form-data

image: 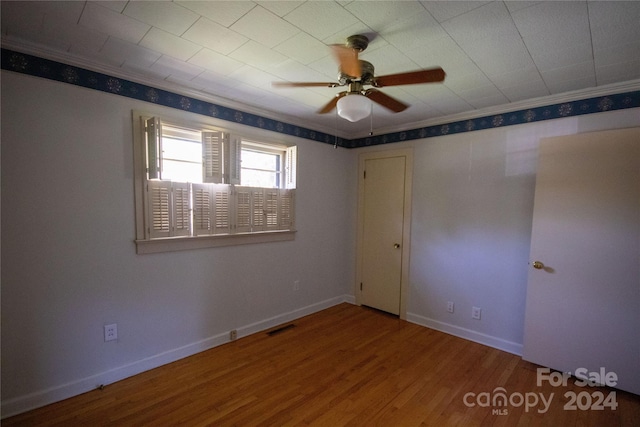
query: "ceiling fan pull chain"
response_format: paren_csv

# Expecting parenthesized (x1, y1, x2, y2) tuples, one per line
(334, 108, 339, 149)
(369, 103, 374, 136)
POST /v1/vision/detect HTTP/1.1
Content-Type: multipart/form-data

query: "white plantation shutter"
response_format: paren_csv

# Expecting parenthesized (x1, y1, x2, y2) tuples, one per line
(279, 189, 295, 230)
(192, 183, 212, 236)
(265, 189, 279, 230)
(212, 184, 232, 234)
(147, 180, 171, 238)
(233, 187, 296, 233)
(235, 187, 252, 233)
(285, 145, 297, 189)
(202, 131, 224, 183)
(145, 117, 162, 180)
(147, 181, 192, 238)
(172, 182, 191, 237)
(251, 188, 266, 231)
(227, 136, 241, 185)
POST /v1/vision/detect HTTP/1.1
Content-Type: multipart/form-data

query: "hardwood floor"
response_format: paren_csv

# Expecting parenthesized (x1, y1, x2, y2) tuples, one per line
(4, 303, 639, 426)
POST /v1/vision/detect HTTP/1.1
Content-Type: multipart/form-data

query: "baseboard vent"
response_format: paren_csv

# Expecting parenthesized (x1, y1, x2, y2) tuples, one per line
(267, 324, 295, 336)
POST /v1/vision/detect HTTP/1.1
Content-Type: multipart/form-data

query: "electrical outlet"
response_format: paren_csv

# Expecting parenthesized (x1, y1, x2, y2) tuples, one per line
(472, 307, 482, 320)
(447, 301, 454, 313)
(230, 330, 237, 341)
(104, 324, 118, 342)
(293, 280, 300, 291)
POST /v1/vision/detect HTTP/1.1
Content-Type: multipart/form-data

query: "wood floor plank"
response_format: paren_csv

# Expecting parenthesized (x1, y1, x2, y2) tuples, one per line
(3, 303, 639, 426)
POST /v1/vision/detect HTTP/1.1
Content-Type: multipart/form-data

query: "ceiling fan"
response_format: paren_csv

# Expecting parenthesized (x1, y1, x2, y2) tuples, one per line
(272, 35, 446, 122)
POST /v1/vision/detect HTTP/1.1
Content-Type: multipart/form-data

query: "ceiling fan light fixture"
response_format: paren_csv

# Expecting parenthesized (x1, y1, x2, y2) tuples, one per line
(337, 94, 371, 122)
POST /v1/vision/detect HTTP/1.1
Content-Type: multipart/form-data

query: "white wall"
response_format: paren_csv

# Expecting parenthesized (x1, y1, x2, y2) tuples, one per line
(1, 71, 357, 415)
(356, 107, 640, 354)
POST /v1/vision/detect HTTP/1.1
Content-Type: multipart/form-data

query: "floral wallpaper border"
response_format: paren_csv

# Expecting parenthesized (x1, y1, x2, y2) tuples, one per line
(1, 49, 338, 146)
(3, 48, 639, 149)
(347, 90, 640, 148)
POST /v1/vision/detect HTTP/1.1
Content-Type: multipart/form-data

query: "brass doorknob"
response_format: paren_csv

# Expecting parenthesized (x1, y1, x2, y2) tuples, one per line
(532, 261, 544, 269)
(394, 243, 401, 249)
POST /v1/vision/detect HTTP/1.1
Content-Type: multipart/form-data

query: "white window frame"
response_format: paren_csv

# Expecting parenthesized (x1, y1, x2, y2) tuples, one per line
(132, 110, 296, 254)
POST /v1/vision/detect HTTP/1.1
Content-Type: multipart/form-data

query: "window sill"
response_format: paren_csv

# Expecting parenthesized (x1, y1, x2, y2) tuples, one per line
(135, 230, 296, 254)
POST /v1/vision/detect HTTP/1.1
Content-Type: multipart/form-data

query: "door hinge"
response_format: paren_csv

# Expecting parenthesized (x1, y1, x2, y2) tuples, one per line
(364, 170, 366, 179)
(360, 282, 363, 291)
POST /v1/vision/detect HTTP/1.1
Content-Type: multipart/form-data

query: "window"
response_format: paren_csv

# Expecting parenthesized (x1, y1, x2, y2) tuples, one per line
(133, 112, 297, 253)
(241, 141, 283, 188)
(159, 125, 202, 183)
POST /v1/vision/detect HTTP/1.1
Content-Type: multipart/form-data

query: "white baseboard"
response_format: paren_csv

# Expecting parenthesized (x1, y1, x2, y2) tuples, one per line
(234, 295, 352, 338)
(406, 312, 523, 356)
(343, 294, 356, 305)
(1, 295, 353, 419)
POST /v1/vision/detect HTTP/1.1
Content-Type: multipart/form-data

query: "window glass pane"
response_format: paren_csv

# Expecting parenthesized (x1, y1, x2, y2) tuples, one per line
(242, 149, 278, 170)
(163, 138, 201, 163)
(241, 148, 282, 188)
(242, 169, 278, 188)
(161, 128, 202, 183)
(163, 159, 202, 183)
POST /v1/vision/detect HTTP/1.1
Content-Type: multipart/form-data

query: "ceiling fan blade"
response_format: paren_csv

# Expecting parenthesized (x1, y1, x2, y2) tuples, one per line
(373, 67, 445, 87)
(318, 91, 347, 114)
(272, 81, 338, 88)
(364, 89, 409, 113)
(330, 44, 361, 78)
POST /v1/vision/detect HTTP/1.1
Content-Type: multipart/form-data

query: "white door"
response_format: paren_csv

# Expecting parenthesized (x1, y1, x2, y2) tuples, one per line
(523, 128, 640, 395)
(357, 150, 412, 317)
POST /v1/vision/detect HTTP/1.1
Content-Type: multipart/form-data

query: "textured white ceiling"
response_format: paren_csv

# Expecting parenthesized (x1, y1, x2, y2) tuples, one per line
(2, 1, 639, 137)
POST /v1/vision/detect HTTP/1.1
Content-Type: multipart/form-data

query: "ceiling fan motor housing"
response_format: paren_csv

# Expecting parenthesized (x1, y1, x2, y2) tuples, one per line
(338, 60, 375, 85)
(346, 34, 369, 52)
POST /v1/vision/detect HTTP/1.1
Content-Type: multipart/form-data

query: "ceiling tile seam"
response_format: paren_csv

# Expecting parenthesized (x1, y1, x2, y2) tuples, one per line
(507, 5, 551, 99)
(179, 14, 202, 39)
(123, 1, 198, 37)
(135, 22, 154, 51)
(180, 24, 206, 77)
(140, 16, 207, 74)
(107, 3, 157, 46)
(2, 48, 638, 149)
(433, 1, 494, 25)
(286, 2, 362, 42)
(91, 41, 122, 62)
(216, 23, 255, 60)
(269, 33, 305, 67)
(175, 2, 255, 59)
(74, 3, 112, 61)
(227, 3, 259, 28)
(585, 2, 598, 86)
(505, 1, 540, 15)
(92, 33, 110, 60)
(436, 10, 497, 109)
(76, 2, 88, 26)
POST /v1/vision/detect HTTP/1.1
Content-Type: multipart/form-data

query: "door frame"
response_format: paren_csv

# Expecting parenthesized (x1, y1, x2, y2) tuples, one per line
(355, 148, 413, 319)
